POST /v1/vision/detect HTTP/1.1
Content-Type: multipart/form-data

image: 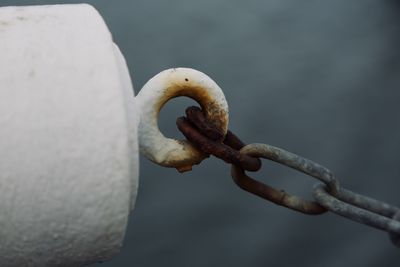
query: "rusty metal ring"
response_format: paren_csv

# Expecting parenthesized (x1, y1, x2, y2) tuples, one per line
(231, 143, 327, 215)
(136, 68, 229, 172)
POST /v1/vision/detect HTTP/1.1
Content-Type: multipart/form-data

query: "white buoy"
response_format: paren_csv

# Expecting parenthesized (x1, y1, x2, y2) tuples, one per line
(0, 4, 139, 267)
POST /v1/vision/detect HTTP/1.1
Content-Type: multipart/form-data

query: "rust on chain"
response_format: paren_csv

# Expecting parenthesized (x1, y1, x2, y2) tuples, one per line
(231, 144, 329, 215)
(177, 106, 325, 214)
(177, 107, 400, 246)
(185, 106, 247, 150)
(232, 165, 327, 215)
(184, 106, 225, 141)
(176, 106, 262, 172)
(223, 130, 247, 151)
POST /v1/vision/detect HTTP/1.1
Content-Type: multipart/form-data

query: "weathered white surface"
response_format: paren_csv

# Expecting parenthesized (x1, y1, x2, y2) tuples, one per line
(136, 68, 229, 172)
(0, 4, 138, 267)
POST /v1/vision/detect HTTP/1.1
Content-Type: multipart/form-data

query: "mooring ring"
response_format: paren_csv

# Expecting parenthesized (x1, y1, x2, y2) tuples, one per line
(135, 68, 229, 172)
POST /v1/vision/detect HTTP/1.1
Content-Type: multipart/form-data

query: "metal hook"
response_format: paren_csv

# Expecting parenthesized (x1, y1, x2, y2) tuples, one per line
(135, 68, 229, 172)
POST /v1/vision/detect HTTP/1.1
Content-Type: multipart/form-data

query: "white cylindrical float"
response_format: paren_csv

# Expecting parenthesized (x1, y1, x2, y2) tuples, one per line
(0, 4, 138, 267)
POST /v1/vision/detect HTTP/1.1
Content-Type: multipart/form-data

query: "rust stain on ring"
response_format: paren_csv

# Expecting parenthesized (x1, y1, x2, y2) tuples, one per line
(135, 68, 229, 172)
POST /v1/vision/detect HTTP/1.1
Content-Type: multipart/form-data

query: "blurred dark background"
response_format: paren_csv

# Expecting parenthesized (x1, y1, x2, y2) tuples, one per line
(2, 0, 399, 266)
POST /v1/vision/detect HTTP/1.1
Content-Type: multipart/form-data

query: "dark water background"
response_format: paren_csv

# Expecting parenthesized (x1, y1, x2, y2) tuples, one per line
(2, 1, 400, 266)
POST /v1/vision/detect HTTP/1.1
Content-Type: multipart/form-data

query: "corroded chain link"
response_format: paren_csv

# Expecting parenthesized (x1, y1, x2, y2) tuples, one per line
(177, 106, 400, 248)
(177, 106, 261, 172)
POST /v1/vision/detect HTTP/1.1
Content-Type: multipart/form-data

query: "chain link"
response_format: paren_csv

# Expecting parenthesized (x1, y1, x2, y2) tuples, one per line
(177, 106, 262, 172)
(177, 106, 400, 247)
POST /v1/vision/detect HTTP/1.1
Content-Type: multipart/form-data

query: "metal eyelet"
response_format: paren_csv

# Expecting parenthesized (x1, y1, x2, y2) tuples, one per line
(135, 68, 229, 172)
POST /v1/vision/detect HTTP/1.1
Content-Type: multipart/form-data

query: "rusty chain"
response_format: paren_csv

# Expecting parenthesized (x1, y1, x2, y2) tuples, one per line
(176, 106, 400, 247)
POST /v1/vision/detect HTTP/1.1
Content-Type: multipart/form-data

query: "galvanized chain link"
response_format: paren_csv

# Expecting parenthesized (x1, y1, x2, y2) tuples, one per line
(177, 106, 400, 247)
